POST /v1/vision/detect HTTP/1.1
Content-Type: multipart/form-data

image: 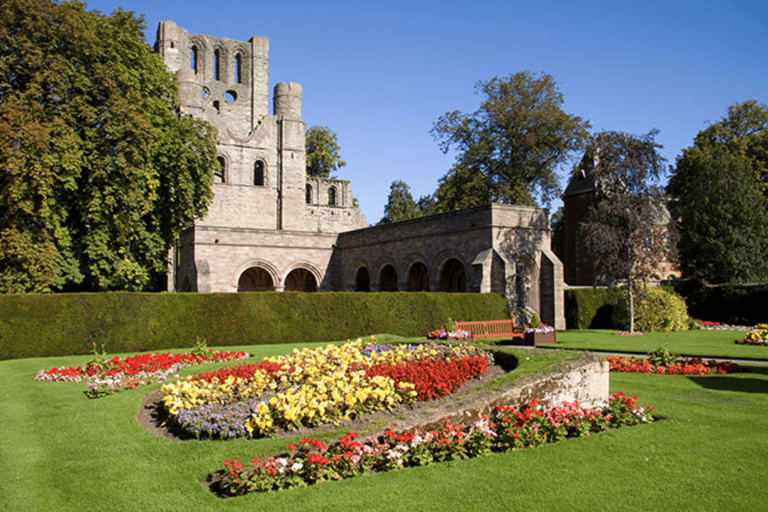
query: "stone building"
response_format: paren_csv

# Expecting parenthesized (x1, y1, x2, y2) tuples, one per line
(555, 153, 679, 287)
(154, 21, 565, 329)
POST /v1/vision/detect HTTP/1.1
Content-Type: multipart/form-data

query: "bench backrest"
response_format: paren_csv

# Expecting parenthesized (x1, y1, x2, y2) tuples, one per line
(454, 319, 522, 339)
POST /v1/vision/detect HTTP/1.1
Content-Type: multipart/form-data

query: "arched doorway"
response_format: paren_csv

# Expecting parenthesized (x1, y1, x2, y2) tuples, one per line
(355, 267, 371, 292)
(440, 258, 467, 292)
(284, 268, 317, 292)
(237, 267, 274, 291)
(379, 264, 398, 292)
(408, 262, 430, 291)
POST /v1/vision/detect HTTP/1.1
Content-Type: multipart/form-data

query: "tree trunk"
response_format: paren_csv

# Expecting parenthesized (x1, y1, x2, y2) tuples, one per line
(628, 282, 635, 334)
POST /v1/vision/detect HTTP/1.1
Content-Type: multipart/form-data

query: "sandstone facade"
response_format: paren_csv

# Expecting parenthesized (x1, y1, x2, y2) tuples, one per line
(155, 21, 565, 329)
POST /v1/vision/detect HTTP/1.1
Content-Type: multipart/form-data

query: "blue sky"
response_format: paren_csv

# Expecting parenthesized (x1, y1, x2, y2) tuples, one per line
(85, 0, 768, 225)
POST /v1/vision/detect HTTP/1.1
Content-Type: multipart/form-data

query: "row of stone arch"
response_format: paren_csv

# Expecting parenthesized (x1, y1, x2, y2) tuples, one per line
(235, 257, 469, 293)
(237, 266, 318, 292)
(353, 258, 467, 293)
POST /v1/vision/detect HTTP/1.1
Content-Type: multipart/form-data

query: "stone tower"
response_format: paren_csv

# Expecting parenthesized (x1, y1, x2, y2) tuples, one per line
(155, 21, 366, 292)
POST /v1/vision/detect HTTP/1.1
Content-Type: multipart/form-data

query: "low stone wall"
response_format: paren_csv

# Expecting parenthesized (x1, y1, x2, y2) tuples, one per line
(418, 352, 609, 432)
(330, 351, 610, 438)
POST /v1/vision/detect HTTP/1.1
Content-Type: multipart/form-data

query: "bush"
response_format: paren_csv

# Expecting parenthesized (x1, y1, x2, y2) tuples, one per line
(613, 287, 690, 332)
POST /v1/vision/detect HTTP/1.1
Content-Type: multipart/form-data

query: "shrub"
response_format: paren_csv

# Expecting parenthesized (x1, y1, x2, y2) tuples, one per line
(613, 287, 690, 332)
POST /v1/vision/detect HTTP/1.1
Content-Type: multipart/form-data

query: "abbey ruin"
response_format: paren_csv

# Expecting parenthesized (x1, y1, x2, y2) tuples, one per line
(154, 21, 566, 329)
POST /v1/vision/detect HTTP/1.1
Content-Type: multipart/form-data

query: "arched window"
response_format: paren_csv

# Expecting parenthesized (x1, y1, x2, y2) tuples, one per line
(408, 262, 430, 291)
(440, 258, 467, 293)
(237, 267, 274, 292)
(214, 156, 226, 183)
(284, 269, 318, 292)
(355, 267, 371, 292)
(306, 184, 313, 204)
(190, 45, 199, 73)
(213, 49, 220, 81)
(234, 53, 242, 83)
(328, 186, 337, 206)
(254, 160, 265, 186)
(379, 264, 398, 292)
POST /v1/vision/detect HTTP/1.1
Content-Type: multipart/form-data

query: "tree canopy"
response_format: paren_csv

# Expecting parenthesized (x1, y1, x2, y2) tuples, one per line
(667, 101, 768, 284)
(431, 71, 591, 210)
(305, 125, 346, 178)
(0, 0, 217, 293)
(580, 130, 677, 333)
(378, 181, 421, 225)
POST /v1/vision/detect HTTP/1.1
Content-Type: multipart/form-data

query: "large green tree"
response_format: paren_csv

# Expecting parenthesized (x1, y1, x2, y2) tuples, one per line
(431, 71, 591, 210)
(0, 0, 217, 293)
(305, 125, 346, 178)
(667, 101, 768, 283)
(580, 130, 677, 333)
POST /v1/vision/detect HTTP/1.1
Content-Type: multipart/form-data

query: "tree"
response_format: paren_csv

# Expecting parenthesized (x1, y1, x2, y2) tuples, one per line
(378, 181, 421, 225)
(580, 130, 677, 333)
(667, 101, 768, 283)
(0, 0, 217, 293)
(305, 126, 346, 178)
(431, 71, 591, 210)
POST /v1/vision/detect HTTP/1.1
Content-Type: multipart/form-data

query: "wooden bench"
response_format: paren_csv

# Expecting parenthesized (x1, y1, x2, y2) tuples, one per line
(454, 319, 524, 340)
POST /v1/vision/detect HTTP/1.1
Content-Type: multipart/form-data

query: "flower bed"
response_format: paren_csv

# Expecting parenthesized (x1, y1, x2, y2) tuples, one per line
(426, 328, 473, 340)
(161, 340, 493, 439)
(699, 321, 754, 331)
(606, 355, 741, 375)
(34, 343, 249, 398)
(210, 392, 654, 496)
(736, 324, 768, 346)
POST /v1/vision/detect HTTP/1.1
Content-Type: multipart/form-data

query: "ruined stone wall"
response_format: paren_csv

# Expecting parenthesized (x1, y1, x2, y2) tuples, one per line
(156, 22, 366, 293)
(337, 206, 495, 292)
(336, 204, 565, 328)
(175, 226, 340, 293)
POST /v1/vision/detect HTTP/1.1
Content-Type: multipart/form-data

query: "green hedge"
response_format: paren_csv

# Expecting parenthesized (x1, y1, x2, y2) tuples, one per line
(673, 280, 768, 325)
(564, 287, 625, 330)
(0, 292, 510, 360)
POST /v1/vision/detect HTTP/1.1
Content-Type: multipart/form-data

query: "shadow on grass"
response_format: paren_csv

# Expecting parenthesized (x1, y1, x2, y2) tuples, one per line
(688, 375, 768, 394)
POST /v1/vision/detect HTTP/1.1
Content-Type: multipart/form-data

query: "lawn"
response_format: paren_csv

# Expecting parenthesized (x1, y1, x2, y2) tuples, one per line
(1, 337, 767, 511)
(549, 329, 768, 360)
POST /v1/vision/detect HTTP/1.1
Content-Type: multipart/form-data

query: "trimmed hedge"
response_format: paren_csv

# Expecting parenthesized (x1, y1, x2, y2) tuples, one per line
(0, 292, 510, 360)
(564, 288, 625, 330)
(673, 280, 768, 326)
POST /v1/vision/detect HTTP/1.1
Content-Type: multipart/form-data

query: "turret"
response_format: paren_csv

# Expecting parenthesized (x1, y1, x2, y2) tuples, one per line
(273, 82, 302, 119)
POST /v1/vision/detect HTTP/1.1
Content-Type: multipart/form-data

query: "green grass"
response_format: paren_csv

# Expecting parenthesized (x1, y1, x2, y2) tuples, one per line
(2, 338, 767, 511)
(550, 329, 768, 360)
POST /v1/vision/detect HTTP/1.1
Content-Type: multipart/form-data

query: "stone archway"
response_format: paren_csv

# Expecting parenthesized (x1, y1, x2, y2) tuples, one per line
(379, 264, 398, 292)
(237, 267, 274, 291)
(440, 258, 467, 292)
(355, 267, 371, 292)
(408, 262, 430, 291)
(284, 268, 317, 292)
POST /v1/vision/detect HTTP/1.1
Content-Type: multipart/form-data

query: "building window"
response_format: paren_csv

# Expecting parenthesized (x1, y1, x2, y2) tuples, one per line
(214, 156, 226, 183)
(254, 160, 265, 186)
(235, 53, 242, 83)
(191, 45, 198, 73)
(213, 49, 220, 80)
(328, 186, 337, 206)
(306, 184, 313, 204)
